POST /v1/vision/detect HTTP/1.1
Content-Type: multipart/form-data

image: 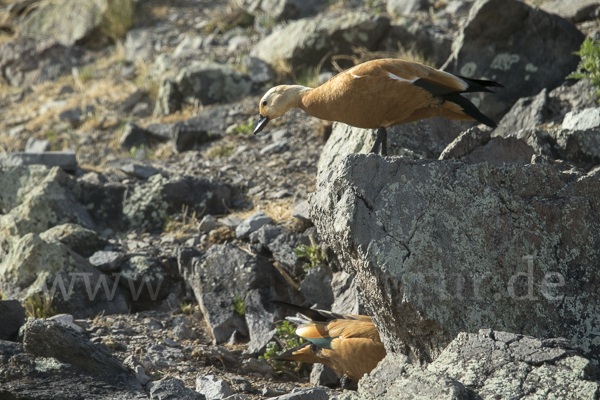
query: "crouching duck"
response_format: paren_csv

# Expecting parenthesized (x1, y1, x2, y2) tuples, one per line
(272, 301, 386, 388)
(253, 58, 502, 155)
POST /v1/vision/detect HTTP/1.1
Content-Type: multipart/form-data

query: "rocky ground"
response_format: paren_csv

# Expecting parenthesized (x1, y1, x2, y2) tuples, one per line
(2, 0, 600, 399)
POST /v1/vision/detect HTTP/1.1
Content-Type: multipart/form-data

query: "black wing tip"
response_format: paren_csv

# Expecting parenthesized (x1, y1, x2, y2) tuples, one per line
(457, 76, 504, 93)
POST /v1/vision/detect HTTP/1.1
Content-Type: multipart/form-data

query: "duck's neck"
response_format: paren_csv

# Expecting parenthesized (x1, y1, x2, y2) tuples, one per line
(285, 85, 312, 109)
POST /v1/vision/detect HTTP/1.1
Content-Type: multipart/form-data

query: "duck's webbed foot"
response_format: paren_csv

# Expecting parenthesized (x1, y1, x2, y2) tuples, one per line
(369, 127, 388, 156)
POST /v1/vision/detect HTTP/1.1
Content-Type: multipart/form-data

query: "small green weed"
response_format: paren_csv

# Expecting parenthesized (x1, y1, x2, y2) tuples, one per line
(208, 143, 234, 158)
(233, 294, 246, 316)
(568, 37, 600, 101)
(24, 293, 57, 319)
(260, 321, 307, 372)
(128, 144, 148, 158)
(233, 119, 254, 135)
(180, 302, 194, 316)
(294, 244, 327, 271)
(78, 66, 94, 83)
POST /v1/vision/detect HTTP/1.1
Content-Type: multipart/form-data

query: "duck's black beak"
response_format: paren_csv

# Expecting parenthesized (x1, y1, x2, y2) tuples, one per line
(253, 115, 270, 135)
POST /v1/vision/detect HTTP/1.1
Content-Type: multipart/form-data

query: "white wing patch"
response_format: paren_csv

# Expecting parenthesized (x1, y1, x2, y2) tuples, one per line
(388, 72, 418, 84)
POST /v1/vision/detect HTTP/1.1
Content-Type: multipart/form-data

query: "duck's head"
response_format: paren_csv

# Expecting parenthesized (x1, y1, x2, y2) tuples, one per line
(253, 85, 307, 135)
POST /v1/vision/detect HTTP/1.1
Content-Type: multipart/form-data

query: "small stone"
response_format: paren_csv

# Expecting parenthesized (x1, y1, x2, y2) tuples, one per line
(48, 314, 83, 332)
(120, 163, 160, 179)
(241, 358, 275, 375)
(120, 65, 137, 79)
(562, 107, 600, 130)
(269, 190, 291, 199)
(25, 137, 50, 153)
(132, 102, 152, 117)
(271, 387, 330, 400)
(119, 89, 145, 114)
(150, 378, 203, 400)
(198, 215, 217, 233)
(259, 140, 288, 155)
(235, 212, 273, 239)
(291, 200, 310, 222)
(243, 56, 273, 83)
(59, 107, 82, 123)
(271, 129, 289, 142)
(88, 251, 123, 272)
(247, 186, 263, 196)
(134, 365, 150, 386)
(58, 85, 75, 95)
(218, 215, 244, 229)
(164, 337, 180, 347)
(195, 375, 235, 400)
(144, 318, 163, 331)
(120, 122, 150, 150)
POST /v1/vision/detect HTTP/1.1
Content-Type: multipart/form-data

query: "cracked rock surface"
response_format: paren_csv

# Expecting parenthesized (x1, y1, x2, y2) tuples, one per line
(310, 154, 600, 365)
(357, 329, 599, 400)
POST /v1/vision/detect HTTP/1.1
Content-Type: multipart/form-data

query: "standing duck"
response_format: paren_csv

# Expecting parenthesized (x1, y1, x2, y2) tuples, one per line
(253, 58, 502, 155)
(272, 301, 386, 388)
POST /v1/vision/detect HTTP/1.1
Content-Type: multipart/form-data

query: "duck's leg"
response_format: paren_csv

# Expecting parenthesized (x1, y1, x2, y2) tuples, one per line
(340, 376, 358, 391)
(369, 127, 388, 156)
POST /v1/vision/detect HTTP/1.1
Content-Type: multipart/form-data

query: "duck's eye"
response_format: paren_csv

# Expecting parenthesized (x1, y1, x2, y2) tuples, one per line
(262, 100, 267, 107)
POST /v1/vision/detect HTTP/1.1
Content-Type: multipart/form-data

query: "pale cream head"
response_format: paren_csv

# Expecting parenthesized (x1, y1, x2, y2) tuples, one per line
(253, 85, 309, 135)
(258, 85, 307, 120)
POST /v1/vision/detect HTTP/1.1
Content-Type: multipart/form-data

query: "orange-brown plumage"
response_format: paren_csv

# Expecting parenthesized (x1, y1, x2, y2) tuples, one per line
(272, 302, 386, 382)
(253, 58, 501, 154)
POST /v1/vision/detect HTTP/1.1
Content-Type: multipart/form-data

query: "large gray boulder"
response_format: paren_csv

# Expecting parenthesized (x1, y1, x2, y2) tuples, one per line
(0, 319, 147, 399)
(0, 233, 129, 318)
(250, 11, 389, 72)
(19, 0, 109, 46)
(155, 62, 251, 115)
(497, 79, 599, 134)
(0, 166, 95, 245)
(442, 0, 584, 121)
(123, 173, 231, 231)
(311, 154, 600, 365)
(383, 20, 453, 67)
(318, 118, 466, 172)
(178, 244, 302, 345)
(0, 37, 88, 87)
(359, 329, 599, 399)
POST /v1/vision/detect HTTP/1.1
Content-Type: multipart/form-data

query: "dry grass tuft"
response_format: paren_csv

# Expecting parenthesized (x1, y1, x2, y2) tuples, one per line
(231, 199, 295, 226)
(203, 7, 254, 34)
(331, 46, 435, 72)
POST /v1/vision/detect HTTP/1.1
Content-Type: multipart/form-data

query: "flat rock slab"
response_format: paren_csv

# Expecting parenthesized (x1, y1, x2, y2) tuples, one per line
(0, 319, 147, 399)
(359, 329, 599, 399)
(0, 152, 77, 171)
(311, 154, 600, 365)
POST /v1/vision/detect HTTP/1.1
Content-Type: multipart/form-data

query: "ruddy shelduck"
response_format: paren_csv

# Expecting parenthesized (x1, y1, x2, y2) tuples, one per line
(253, 59, 502, 155)
(272, 301, 386, 387)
